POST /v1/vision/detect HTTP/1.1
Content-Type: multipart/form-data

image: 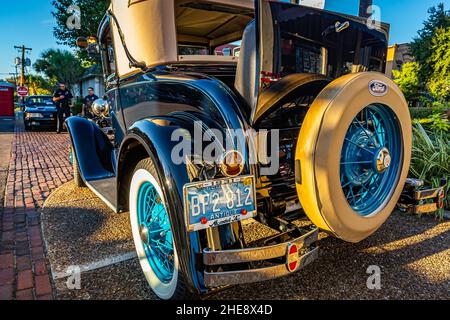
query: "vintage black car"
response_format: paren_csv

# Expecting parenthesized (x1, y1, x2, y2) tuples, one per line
(69, 0, 412, 299)
(24, 95, 57, 130)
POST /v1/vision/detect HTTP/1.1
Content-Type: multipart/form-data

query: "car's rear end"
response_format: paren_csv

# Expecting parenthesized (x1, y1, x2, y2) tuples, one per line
(201, 0, 412, 287)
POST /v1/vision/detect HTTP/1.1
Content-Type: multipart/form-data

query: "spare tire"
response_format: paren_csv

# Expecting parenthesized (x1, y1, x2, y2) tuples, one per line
(295, 72, 412, 243)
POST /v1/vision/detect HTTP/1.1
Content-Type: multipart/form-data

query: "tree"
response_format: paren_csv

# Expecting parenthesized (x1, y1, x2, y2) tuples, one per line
(428, 27, 450, 101)
(52, 0, 110, 47)
(27, 75, 54, 96)
(410, 3, 450, 83)
(393, 62, 421, 104)
(34, 49, 85, 89)
(51, 0, 109, 63)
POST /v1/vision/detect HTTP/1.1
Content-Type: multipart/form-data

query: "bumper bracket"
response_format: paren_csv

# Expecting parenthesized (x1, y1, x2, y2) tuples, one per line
(203, 227, 319, 288)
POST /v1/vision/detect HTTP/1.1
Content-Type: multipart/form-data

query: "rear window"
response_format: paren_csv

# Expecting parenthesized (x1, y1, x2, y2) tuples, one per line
(267, 2, 388, 79)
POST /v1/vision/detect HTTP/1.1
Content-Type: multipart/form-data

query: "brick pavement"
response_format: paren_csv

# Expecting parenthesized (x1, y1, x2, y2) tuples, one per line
(0, 123, 73, 300)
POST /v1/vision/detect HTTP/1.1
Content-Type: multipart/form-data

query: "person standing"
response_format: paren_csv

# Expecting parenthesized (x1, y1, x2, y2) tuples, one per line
(53, 82, 73, 134)
(83, 87, 99, 118)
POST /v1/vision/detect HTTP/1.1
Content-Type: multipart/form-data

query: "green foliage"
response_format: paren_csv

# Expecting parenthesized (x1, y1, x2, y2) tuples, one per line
(393, 62, 421, 102)
(72, 97, 83, 115)
(416, 113, 450, 132)
(27, 74, 54, 96)
(34, 49, 85, 89)
(409, 101, 449, 119)
(428, 27, 450, 101)
(410, 123, 450, 216)
(410, 3, 450, 83)
(51, 0, 109, 63)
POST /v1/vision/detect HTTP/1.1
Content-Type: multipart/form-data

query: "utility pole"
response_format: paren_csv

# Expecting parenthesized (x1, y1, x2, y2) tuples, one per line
(14, 45, 32, 108)
(14, 45, 32, 87)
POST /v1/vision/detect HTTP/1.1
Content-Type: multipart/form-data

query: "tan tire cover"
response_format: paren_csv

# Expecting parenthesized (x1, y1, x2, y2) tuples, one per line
(296, 72, 412, 243)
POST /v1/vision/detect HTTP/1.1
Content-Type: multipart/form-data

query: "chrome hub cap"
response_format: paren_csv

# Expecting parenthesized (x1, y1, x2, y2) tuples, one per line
(375, 147, 391, 173)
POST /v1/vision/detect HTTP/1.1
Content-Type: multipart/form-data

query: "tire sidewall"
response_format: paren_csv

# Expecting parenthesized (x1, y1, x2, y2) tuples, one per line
(129, 164, 180, 300)
(297, 72, 412, 242)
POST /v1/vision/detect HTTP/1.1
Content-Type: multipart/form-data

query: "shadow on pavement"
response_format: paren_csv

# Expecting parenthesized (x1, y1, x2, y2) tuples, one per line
(0, 117, 15, 133)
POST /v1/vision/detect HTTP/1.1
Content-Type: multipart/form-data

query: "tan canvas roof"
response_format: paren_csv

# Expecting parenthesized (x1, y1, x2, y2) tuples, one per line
(109, 0, 254, 77)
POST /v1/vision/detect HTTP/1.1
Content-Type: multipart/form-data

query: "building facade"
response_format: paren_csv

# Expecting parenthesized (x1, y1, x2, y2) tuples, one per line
(72, 65, 105, 99)
(385, 43, 415, 78)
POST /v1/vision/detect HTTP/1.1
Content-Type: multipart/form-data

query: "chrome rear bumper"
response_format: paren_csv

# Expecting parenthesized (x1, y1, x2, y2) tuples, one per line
(203, 228, 319, 288)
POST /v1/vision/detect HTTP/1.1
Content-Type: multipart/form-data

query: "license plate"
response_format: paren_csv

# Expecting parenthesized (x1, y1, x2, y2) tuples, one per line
(184, 176, 256, 232)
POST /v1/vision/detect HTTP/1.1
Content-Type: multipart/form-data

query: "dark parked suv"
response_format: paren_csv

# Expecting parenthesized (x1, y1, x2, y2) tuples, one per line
(24, 95, 57, 131)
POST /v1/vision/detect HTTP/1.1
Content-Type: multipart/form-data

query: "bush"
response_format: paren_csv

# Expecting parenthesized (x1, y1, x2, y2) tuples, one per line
(72, 97, 83, 116)
(409, 102, 448, 120)
(409, 123, 450, 217)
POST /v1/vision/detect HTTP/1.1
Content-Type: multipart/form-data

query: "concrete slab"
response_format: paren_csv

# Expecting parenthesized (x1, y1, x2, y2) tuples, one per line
(55, 258, 155, 300)
(41, 181, 135, 279)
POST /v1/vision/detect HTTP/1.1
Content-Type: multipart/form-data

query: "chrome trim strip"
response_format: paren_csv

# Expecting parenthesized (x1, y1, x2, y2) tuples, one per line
(203, 228, 319, 266)
(203, 247, 319, 288)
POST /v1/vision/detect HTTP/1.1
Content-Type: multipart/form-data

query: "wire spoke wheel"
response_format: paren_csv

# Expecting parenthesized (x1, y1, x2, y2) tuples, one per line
(340, 104, 403, 217)
(296, 72, 412, 243)
(129, 158, 190, 300)
(137, 181, 175, 284)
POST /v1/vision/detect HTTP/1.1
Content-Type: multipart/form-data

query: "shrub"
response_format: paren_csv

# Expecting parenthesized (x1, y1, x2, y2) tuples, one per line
(72, 97, 83, 116)
(409, 103, 448, 120)
(417, 113, 450, 132)
(409, 123, 450, 217)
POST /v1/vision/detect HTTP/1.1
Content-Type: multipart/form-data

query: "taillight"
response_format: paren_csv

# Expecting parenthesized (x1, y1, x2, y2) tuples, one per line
(261, 71, 281, 84)
(219, 150, 244, 177)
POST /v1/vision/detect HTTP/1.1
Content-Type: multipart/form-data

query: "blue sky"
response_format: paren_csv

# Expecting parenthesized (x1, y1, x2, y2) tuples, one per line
(0, 0, 448, 77)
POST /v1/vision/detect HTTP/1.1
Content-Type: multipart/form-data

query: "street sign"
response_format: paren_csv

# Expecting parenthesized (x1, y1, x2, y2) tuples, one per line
(17, 86, 29, 97)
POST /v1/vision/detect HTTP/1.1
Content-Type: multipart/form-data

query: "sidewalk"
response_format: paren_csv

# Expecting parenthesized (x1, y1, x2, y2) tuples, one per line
(0, 121, 73, 300)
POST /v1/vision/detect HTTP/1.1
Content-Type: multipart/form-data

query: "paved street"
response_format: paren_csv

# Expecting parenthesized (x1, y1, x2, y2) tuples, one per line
(0, 117, 72, 300)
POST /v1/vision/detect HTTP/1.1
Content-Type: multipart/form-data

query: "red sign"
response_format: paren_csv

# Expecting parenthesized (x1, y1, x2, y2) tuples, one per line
(17, 86, 29, 97)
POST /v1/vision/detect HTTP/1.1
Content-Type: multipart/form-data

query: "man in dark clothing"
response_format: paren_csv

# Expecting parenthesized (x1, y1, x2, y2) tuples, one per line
(53, 83, 73, 134)
(83, 87, 99, 118)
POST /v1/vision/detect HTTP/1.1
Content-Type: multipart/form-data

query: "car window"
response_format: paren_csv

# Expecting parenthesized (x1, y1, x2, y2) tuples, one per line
(100, 21, 116, 78)
(27, 97, 54, 106)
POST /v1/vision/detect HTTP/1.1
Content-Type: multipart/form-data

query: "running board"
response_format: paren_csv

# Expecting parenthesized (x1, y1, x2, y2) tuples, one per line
(86, 177, 118, 213)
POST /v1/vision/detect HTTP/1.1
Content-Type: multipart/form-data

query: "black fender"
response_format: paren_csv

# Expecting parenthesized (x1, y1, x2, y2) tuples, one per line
(119, 119, 210, 295)
(116, 77, 256, 294)
(66, 116, 115, 182)
(253, 73, 331, 126)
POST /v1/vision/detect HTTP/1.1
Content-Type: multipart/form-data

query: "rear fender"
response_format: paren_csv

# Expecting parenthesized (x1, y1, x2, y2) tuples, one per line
(253, 73, 330, 126)
(119, 118, 245, 295)
(66, 116, 115, 182)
